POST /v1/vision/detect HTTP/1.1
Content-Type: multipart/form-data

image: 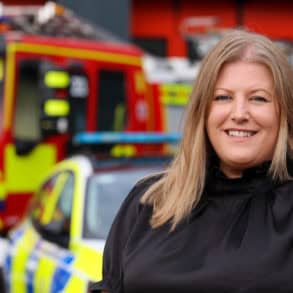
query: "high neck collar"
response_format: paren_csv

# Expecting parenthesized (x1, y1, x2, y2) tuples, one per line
(204, 161, 275, 200)
(210, 160, 272, 180)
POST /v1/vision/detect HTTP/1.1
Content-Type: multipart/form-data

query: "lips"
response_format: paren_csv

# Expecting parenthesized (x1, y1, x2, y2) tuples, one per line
(225, 129, 257, 137)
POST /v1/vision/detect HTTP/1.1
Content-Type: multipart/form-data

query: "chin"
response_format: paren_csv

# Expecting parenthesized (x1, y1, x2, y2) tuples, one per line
(227, 157, 258, 169)
(227, 152, 259, 163)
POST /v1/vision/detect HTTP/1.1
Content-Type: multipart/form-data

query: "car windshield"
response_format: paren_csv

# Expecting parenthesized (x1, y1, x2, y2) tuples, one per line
(83, 167, 162, 239)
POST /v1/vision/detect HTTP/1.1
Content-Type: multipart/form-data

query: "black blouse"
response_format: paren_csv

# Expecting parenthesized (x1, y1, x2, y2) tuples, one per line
(91, 164, 293, 293)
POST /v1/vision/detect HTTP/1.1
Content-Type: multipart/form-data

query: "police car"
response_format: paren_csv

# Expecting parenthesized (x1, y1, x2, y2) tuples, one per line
(3, 132, 179, 293)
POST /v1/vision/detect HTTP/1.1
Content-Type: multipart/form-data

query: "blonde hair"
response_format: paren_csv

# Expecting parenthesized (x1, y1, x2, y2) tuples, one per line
(141, 29, 293, 230)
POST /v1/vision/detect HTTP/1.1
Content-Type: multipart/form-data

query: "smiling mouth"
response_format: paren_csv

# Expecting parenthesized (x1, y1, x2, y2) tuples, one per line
(225, 130, 257, 137)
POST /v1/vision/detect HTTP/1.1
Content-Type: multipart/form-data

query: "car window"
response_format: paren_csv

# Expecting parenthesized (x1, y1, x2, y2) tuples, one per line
(50, 172, 74, 235)
(30, 171, 74, 247)
(31, 175, 58, 225)
(83, 168, 160, 239)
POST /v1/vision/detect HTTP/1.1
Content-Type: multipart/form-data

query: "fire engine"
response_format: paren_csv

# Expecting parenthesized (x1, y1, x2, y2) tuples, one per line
(0, 2, 161, 233)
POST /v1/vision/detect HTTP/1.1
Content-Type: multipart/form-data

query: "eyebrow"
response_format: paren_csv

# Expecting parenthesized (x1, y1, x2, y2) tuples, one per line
(250, 89, 273, 97)
(214, 88, 233, 94)
(214, 88, 273, 97)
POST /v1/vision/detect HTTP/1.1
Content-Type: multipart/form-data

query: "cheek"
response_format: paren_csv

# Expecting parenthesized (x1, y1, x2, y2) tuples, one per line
(206, 113, 222, 147)
(207, 107, 228, 131)
(251, 108, 279, 131)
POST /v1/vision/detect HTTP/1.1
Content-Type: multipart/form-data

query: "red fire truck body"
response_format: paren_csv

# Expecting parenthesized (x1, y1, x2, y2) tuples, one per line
(0, 32, 155, 232)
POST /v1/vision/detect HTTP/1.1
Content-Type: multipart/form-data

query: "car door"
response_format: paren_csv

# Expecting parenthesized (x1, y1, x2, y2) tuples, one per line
(30, 170, 75, 293)
(6, 173, 59, 293)
(6, 170, 75, 293)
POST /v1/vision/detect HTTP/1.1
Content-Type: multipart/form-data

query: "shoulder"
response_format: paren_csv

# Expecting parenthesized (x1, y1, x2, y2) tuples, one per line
(127, 173, 163, 206)
(135, 173, 164, 196)
(274, 157, 293, 199)
(274, 180, 293, 198)
(102, 173, 163, 253)
(263, 180, 293, 231)
(271, 180, 293, 213)
(116, 173, 163, 219)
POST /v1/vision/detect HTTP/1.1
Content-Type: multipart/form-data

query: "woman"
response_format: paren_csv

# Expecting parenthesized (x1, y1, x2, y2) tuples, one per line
(91, 30, 293, 292)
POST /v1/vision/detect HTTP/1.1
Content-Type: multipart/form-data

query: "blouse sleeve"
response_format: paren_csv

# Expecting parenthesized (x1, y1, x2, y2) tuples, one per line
(90, 176, 158, 293)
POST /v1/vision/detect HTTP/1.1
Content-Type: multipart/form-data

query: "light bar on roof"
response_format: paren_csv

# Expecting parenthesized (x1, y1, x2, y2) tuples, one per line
(73, 131, 181, 145)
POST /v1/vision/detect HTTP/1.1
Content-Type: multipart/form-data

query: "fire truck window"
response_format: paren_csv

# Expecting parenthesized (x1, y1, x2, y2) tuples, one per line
(68, 73, 88, 134)
(14, 60, 41, 141)
(69, 96, 86, 133)
(186, 39, 202, 62)
(97, 70, 127, 131)
(133, 37, 167, 57)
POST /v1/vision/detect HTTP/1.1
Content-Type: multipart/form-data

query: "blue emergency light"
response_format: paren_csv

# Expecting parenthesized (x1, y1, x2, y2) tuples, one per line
(73, 131, 182, 145)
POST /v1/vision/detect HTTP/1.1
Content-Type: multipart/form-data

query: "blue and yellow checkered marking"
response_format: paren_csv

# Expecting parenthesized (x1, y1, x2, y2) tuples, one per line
(51, 253, 74, 293)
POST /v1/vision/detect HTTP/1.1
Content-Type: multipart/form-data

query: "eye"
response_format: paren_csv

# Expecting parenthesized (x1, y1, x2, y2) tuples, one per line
(250, 96, 269, 103)
(214, 95, 231, 101)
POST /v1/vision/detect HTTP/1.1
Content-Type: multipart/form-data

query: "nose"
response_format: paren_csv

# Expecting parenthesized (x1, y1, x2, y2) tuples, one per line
(230, 97, 249, 123)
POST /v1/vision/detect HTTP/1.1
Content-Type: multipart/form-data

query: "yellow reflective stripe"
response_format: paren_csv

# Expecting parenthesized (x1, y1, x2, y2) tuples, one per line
(160, 83, 192, 94)
(34, 257, 55, 293)
(161, 95, 189, 106)
(10, 252, 29, 293)
(134, 71, 146, 94)
(0, 183, 6, 201)
(3, 44, 16, 129)
(159, 83, 192, 106)
(0, 171, 6, 201)
(113, 103, 125, 131)
(72, 244, 103, 281)
(63, 277, 87, 293)
(44, 99, 70, 116)
(110, 144, 136, 157)
(10, 227, 39, 293)
(0, 59, 3, 81)
(11, 42, 142, 66)
(44, 71, 70, 88)
(5, 144, 56, 192)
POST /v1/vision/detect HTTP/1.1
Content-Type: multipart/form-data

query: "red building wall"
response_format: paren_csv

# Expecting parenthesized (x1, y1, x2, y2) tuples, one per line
(1, 0, 45, 4)
(131, 0, 293, 57)
(244, 2, 293, 40)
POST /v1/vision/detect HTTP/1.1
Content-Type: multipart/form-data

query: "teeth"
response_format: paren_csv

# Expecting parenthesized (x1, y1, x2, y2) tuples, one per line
(227, 130, 254, 137)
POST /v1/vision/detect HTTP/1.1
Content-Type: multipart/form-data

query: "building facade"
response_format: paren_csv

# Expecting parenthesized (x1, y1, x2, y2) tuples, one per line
(131, 0, 293, 57)
(3, 0, 293, 58)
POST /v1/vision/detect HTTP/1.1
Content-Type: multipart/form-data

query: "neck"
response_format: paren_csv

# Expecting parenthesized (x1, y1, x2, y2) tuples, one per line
(220, 163, 243, 179)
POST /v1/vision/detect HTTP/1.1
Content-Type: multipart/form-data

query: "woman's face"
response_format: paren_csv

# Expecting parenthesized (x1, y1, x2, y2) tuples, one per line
(206, 61, 280, 178)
